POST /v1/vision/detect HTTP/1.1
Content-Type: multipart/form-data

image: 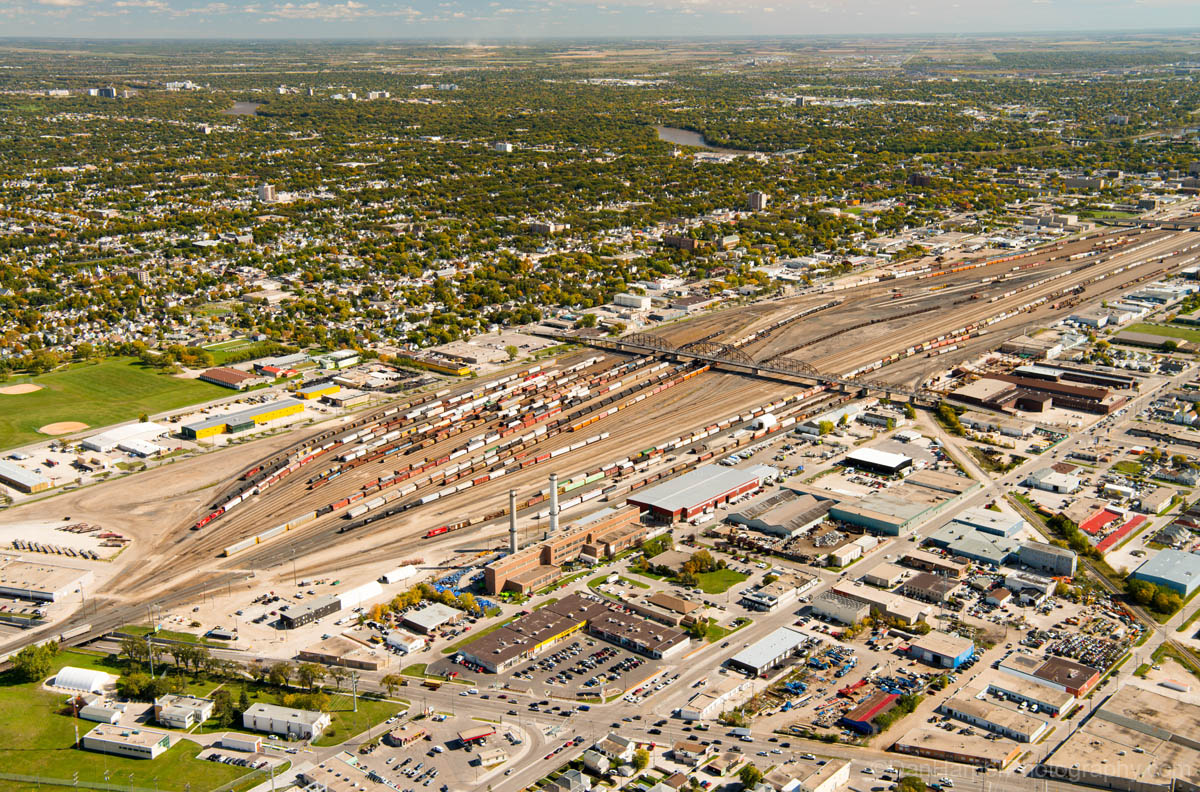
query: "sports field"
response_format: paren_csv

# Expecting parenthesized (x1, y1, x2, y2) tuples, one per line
(0, 357, 226, 450)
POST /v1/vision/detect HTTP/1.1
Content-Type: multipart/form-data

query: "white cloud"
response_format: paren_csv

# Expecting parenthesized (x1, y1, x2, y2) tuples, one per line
(37, 0, 85, 7)
(113, 0, 170, 9)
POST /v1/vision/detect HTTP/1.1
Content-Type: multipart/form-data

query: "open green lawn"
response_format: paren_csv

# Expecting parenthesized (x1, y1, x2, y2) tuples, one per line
(694, 569, 749, 594)
(0, 650, 252, 792)
(1126, 323, 1200, 344)
(310, 694, 407, 747)
(0, 357, 226, 450)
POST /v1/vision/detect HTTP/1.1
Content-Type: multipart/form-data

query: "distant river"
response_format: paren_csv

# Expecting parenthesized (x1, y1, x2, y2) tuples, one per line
(653, 125, 742, 154)
(222, 102, 262, 116)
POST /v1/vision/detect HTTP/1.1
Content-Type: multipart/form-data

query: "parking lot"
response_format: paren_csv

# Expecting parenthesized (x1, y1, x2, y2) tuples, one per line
(431, 636, 669, 701)
(355, 712, 533, 791)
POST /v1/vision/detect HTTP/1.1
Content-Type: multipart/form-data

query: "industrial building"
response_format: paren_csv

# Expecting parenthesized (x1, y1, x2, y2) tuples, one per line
(82, 724, 173, 760)
(791, 760, 851, 792)
(839, 691, 898, 735)
(905, 631, 975, 668)
(0, 459, 50, 494)
(726, 626, 809, 676)
(385, 630, 424, 654)
(901, 550, 965, 577)
(199, 367, 264, 390)
(727, 490, 833, 539)
(82, 422, 170, 453)
(998, 653, 1100, 696)
(1130, 548, 1200, 597)
(484, 506, 645, 594)
(891, 727, 1021, 769)
(242, 703, 331, 739)
(949, 507, 1025, 538)
(0, 558, 93, 601)
(296, 381, 340, 400)
(679, 677, 754, 721)
(298, 635, 387, 671)
(402, 602, 462, 634)
(859, 562, 906, 588)
(899, 572, 962, 604)
(811, 590, 869, 625)
(626, 465, 762, 522)
(1043, 685, 1200, 792)
(842, 448, 912, 476)
(1018, 541, 1077, 576)
(182, 398, 304, 440)
(951, 373, 1125, 415)
(985, 676, 1075, 717)
(1023, 467, 1081, 494)
(829, 581, 930, 625)
(938, 695, 1048, 742)
(925, 521, 1021, 567)
(278, 594, 342, 629)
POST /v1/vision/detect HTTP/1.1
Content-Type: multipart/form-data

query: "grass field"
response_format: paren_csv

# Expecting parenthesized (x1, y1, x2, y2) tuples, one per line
(0, 650, 252, 791)
(310, 694, 406, 747)
(0, 358, 226, 450)
(1126, 323, 1200, 344)
(694, 569, 748, 594)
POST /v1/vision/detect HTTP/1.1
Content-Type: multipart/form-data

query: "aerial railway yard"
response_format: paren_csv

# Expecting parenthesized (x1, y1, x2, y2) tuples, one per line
(11, 225, 1200, 649)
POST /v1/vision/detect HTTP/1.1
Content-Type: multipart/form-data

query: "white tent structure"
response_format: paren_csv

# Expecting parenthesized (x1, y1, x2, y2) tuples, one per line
(53, 666, 111, 693)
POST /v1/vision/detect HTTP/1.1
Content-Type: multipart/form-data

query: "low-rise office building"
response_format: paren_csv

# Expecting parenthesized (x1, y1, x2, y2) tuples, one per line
(82, 725, 172, 760)
(242, 703, 330, 740)
(726, 627, 809, 676)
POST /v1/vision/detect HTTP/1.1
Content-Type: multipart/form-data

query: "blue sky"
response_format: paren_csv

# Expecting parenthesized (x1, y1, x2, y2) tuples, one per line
(0, 0, 1196, 39)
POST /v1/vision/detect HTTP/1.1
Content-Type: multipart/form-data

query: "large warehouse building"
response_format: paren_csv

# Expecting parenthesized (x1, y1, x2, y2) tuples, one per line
(1129, 548, 1200, 597)
(0, 558, 93, 602)
(726, 626, 809, 676)
(182, 398, 304, 440)
(842, 448, 912, 477)
(0, 459, 50, 494)
(627, 465, 763, 522)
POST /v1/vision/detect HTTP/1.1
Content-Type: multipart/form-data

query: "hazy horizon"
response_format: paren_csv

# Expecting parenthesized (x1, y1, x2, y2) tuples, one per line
(0, 0, 1198, 41)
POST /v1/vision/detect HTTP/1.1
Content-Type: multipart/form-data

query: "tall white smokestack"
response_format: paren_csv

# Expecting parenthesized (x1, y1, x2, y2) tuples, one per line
(509, 489, 518, 554)
(549, 472, 560, 535)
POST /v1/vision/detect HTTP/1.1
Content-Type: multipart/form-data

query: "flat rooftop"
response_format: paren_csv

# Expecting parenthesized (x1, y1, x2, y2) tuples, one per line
(626, 465, 759, 513)
(85, 724, 171, 749)
(909, 630, 974, 659)
(0, 459, 50, 489)
(985, 672, 1076, 709)
(728, 626, 808, 670)
(184, 398, 303, 433)
(892, 725, 1021, 766)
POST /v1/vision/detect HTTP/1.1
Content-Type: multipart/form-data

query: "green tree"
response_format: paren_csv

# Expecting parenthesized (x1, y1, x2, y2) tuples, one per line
(268, 662, 293, 688)
(505, 345, 519, 360)
(632, 748, 650, 772)
(296, 662, 325, 690)
(817, 420, 834, 436)
(381, 674, 404, 697)
(12, 642, 57, 682)
(739, 765, 764, 789)
(897, 777, 926, 792)
(577, 313, 598, 328)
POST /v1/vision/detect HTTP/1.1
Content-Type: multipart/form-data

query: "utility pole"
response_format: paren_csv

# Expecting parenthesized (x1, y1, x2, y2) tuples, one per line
(352, 672, 359, 713)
